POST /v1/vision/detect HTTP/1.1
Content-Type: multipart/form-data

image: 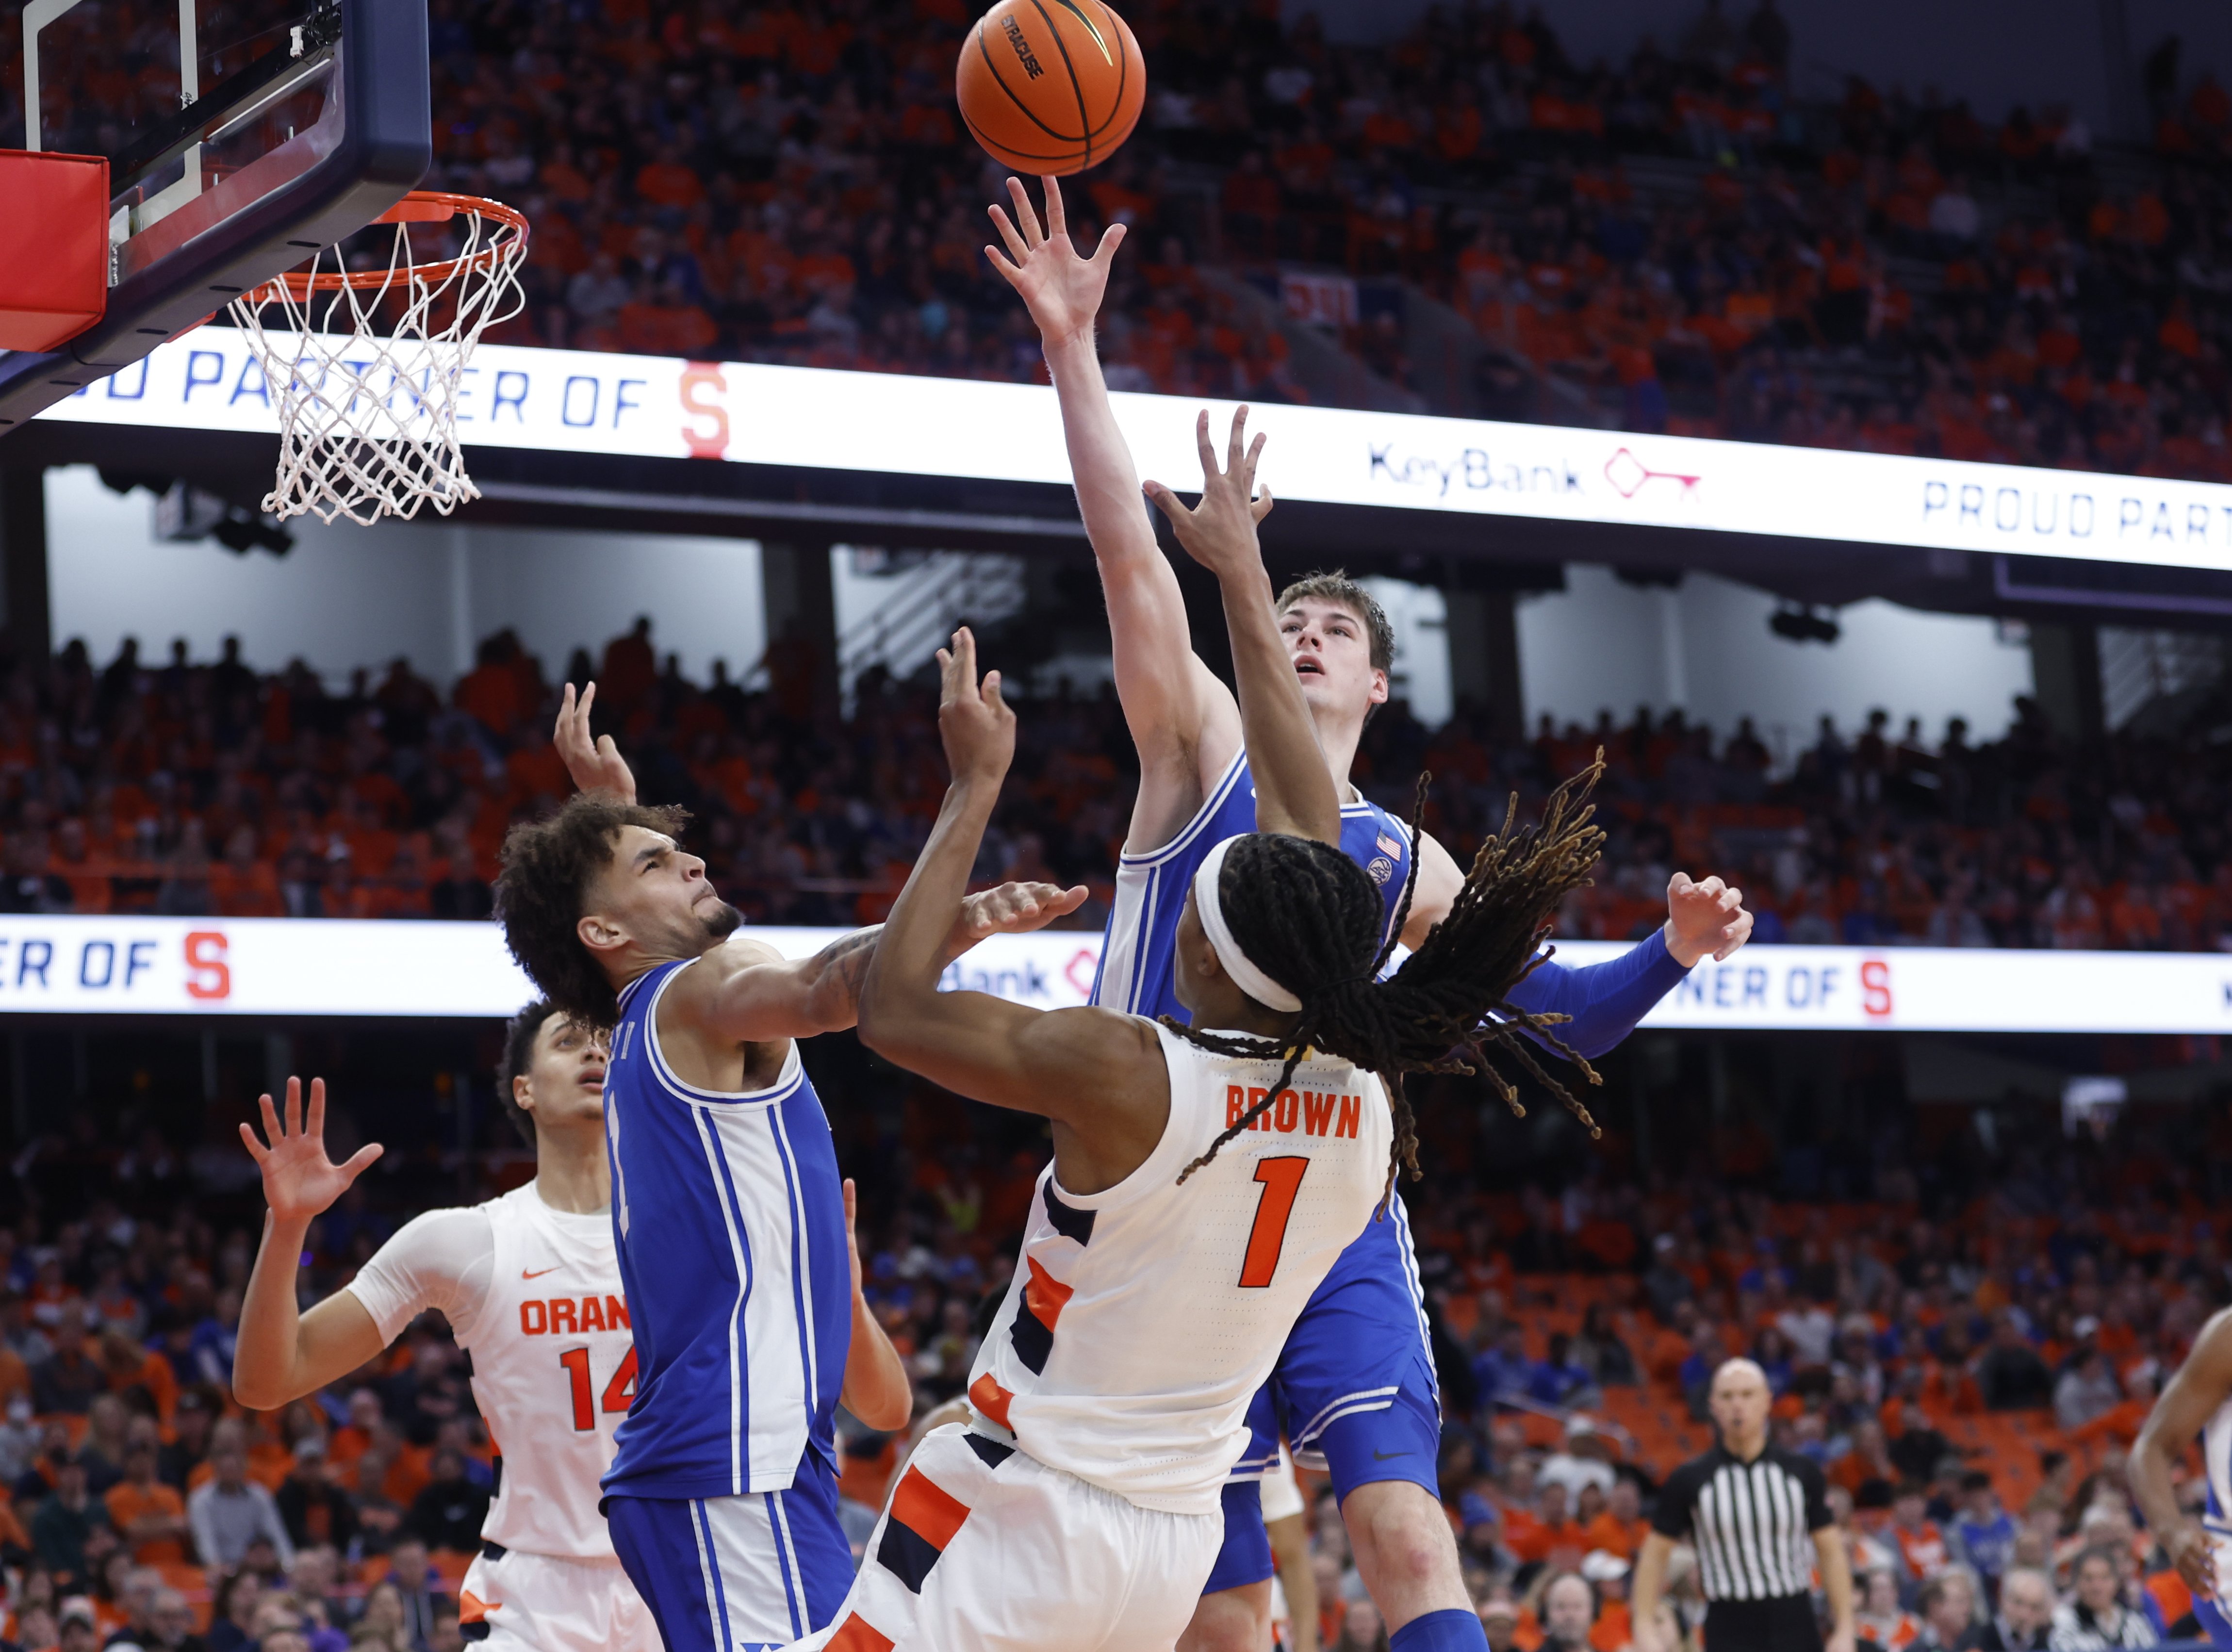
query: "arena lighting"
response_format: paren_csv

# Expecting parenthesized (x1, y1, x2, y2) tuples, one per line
(36, 339, 2232, 575)
(1, 918, 2228, 1034)
(1768, 606, 1841, 644)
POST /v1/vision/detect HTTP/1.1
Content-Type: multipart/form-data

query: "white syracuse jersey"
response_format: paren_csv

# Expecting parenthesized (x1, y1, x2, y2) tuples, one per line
(347, 1180, 635, 1558)
(965, 1021, 1392, 1516)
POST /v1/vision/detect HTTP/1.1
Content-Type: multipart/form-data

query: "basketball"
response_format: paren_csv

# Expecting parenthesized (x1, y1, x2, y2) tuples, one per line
(955, 0, 1146, 176)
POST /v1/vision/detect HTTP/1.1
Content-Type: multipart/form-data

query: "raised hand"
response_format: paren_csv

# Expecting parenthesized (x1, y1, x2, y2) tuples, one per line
(238, 1078, 383, 1226)
(554, 682, 637, 802)
(1664, 871, 1753, 965)
(985, 174, 1127, 350)
(1143, 405, 1275, 583)
(935, 627, 1017, 787)
(958, 879, 1091, 941)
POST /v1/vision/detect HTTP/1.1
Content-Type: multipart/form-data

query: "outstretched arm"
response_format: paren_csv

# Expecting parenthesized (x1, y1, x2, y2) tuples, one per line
(987, 175, 1241, 843)
(232, 1079, 388, 1409)
(858, 630, 1168, 1189)
(2130, 1308, 2232, 1601)
(671, 877, 1087, 1046)
(1145, 407, 1336, 847)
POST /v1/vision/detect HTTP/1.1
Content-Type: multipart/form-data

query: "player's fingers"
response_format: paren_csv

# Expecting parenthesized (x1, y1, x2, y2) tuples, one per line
(339, 1144, 384, 1182)
(1693, 874, 1725, 898)
(1058, 883, 1090, 911)
(257, 1092, 280, 1145)
(1251, 481, 1276, 523)
(1089, 219, 1128, 268)
(284, 1075, 302, 1138)
(1004, 176, 1042, 246)
(987, 202, 1031, 264)
(1226, 403, 1249, 476)
(306, 1077, 326, 1141)
(983, 668, 1006, 713)
(1721, 886, 1743, 910)
(555, 681, 575, 740)
(954, 626, 977, 686)
(1194, 408, 1219, 481)
(1668, 870, 1693, 895)
(1040, 174, 1067, 238)
(843, 1177, 857, 1228)
(1142, 480, 1182, 523)
(238, 1122, 267, 1163)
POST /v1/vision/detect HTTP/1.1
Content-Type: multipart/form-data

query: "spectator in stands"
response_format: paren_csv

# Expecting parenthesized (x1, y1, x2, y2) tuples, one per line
(1539, 1420, 1620, 1502)
(31, 1459, 108, 1584)
(1949, 1471, 2017, 1596)
(186, 1448, 293, 1571)
(2048, 1545, 2157, 1648)
(381, 1537, 451, 1646)
(2052, 1348, 2121, 1432)
(1976, 1316, 2054, 1411)
(1981, 1566, 2054, 1650)
(1536, 1571, 1596, 1651)
(274, 1439, 355, 1555)
(104, 1444, 187, 1566)
(1912, 1567, 1981, 1651)
(203, 1569, 263, 1652)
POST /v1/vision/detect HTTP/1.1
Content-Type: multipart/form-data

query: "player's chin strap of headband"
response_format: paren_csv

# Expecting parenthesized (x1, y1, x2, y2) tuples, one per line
(1194, 836, 1303, 1014)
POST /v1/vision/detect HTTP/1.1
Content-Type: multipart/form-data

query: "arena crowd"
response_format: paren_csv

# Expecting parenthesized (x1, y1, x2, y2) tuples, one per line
(0, 624, 2226, 965)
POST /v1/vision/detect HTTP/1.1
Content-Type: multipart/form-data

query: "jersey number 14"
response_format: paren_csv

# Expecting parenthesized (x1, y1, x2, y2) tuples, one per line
(558, 1346, 639, 1430)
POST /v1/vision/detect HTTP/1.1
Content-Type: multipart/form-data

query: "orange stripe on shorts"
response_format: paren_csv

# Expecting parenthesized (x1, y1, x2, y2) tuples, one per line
(825, 1614, 895, 1652)
(889, 1465, 971, 1551)
(1022, 1256, 1073, 1327)
(968, 1371, 1014, 1431)
(459, 1591, 493, 1625)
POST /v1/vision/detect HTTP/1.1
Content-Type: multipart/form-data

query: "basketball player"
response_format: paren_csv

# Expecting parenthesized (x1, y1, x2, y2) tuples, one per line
(232, 1000, 887, 1652)
(986, 173, 1754, 1652)
(2129, 1306, 2232, 1644)
(493, 749, 1080, 1652)
(790, 415, 1606, 1651)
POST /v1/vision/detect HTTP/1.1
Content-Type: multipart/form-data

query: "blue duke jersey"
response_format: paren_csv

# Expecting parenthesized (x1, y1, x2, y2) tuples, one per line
(2200, 1393, 2232, 1644)
(599, 959, 852, 1502)
(1092, 750, 1690, 1485)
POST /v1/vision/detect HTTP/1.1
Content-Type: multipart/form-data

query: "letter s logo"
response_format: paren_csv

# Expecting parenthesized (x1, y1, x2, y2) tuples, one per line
(1861, 958, 1891, 1019)
(185, 931, 231, 1001)
(679, 363, 729, 459)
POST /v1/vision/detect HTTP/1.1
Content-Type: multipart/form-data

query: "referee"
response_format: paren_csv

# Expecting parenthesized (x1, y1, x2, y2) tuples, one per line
(1630, 1358, 1855, 1652)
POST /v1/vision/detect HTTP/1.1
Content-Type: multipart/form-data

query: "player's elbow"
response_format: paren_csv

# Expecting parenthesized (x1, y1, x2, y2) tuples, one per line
(229, 1362, 289, 1414)
(854, 1384, 913, 1434)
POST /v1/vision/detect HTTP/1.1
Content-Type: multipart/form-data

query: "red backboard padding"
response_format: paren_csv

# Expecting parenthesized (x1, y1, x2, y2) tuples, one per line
(0, 151, 110, 353)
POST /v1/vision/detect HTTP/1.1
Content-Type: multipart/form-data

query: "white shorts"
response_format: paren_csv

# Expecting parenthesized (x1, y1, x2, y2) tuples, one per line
(788, 1424, 1222, 1652)
(462, 1544, 660, 1652)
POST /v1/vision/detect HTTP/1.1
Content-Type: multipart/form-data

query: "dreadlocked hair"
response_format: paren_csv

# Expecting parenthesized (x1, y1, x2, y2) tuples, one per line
(1167, 752, 1611, 1209)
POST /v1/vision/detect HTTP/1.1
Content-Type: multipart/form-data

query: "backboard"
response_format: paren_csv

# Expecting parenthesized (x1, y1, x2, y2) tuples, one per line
(0, 0, 430, 430)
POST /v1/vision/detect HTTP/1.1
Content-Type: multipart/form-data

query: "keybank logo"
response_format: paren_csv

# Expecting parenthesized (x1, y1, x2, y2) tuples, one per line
(1368, 444, 1584, 499)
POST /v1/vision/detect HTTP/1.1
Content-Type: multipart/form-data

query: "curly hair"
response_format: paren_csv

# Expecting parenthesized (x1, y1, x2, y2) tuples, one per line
(1170, 756, 1609, 1205)
(497, 998, 558, 1145)
(494, 794, 689, 1028)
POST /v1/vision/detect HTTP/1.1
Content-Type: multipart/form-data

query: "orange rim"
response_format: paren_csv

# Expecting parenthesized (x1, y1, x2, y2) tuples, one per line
(255, 190, 530, 299)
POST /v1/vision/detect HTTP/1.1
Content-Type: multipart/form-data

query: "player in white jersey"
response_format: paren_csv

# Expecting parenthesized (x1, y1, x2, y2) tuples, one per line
(2130, 1306, 2232, 1646)
(789, 420, 1606, 1652)
(233, 1003, 657, 1652)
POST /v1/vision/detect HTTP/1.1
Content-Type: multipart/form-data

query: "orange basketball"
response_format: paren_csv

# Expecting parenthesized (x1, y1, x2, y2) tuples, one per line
(955, 0, 1147, 176)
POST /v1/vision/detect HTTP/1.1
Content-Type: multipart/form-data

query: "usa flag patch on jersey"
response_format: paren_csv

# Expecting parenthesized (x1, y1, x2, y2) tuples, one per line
(1376, 832, 1405, 860)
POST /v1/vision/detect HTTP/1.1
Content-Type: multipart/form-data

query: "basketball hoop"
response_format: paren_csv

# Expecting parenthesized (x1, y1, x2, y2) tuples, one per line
(228, 191, 529, 526)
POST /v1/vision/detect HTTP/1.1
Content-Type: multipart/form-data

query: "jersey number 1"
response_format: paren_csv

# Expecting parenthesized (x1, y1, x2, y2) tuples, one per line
(1239, 1157, 1309, 1288)
(560, 1346, 639, 1431)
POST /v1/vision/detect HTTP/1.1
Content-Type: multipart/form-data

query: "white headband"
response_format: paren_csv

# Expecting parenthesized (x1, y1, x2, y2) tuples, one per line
(1193, 836, 1302, 1014)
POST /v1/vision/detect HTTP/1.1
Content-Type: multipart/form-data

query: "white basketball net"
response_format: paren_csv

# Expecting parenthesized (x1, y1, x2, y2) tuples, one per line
(228, 199, 528, 526)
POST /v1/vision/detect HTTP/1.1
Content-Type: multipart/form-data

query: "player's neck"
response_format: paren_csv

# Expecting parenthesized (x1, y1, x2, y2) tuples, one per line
(1721, 1425, 1768, 1461)
(531, 1127, 611, 1214)
(1307, 702, 1366, 803)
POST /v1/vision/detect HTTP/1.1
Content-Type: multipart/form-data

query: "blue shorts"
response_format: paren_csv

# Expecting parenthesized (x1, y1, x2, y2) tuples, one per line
(1201, 1479, 1274, 1594)
(2198, 1594, 2232, 1647)
(1201, 1198, 1442, 1598)
(607, 1456, 854, 1652)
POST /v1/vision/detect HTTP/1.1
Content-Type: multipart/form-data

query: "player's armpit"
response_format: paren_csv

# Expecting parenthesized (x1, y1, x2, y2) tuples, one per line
(1397, 829, 1467, 948)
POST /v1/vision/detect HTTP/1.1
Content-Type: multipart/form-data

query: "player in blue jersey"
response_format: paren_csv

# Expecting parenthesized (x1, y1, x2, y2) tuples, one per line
(493, 726, 1085, 1652)
(2131, 1308, 2232, 1645)
(987, 174, 1756, 1652)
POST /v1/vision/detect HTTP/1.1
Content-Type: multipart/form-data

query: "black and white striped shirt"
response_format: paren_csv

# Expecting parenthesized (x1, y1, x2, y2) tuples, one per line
(1650, 1441, 1830, 1601)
